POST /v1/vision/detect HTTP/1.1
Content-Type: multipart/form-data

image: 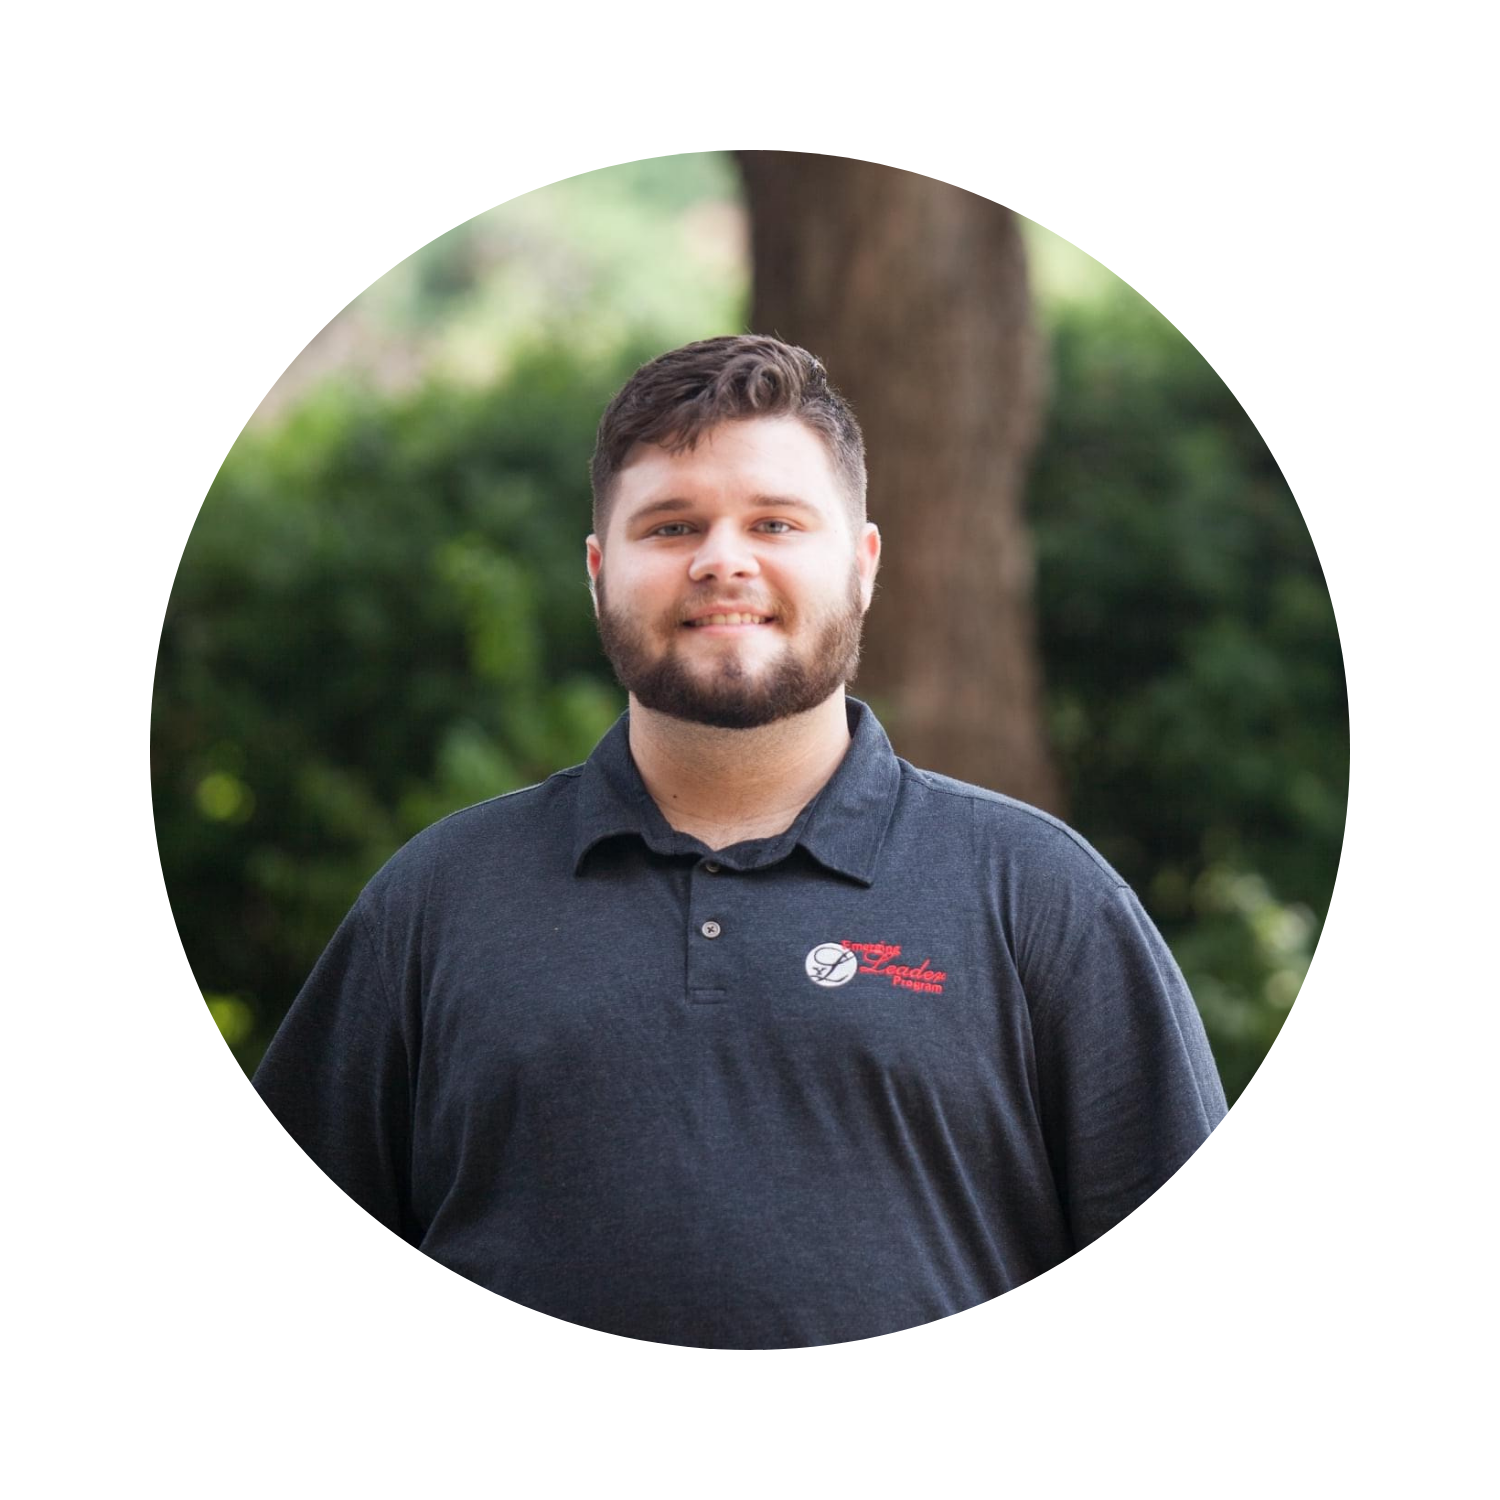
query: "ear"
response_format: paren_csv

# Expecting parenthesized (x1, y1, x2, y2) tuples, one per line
(856, 522, 881, 611)
(585, 535, 603, 617)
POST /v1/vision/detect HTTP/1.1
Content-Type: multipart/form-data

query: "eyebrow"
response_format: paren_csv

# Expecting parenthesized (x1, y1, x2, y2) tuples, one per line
(625, 494, 826, 524)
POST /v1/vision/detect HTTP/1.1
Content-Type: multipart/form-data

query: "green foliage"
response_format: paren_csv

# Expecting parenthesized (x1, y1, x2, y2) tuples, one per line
(341, 153, 745, 391)
(154, 342, 647, 1073)
(1028, 287, 1348, 1101)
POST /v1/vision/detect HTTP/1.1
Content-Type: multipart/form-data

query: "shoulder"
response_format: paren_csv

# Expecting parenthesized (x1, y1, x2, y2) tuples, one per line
(359, 766, 584, 910)
(896, 761, 1127, 897)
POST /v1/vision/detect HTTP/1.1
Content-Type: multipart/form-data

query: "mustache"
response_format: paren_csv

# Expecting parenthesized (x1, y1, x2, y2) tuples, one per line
(675, 593, 781, 618)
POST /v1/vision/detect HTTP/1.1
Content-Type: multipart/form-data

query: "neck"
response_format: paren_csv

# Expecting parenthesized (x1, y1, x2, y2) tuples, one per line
(627, 691, 853, 851)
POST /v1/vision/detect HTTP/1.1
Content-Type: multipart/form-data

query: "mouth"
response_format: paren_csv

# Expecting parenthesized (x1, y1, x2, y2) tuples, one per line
(682, 612, 777, 632)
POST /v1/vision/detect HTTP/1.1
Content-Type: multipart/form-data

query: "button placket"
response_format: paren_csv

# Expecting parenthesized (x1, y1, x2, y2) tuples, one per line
(687, 859, 735, 1000)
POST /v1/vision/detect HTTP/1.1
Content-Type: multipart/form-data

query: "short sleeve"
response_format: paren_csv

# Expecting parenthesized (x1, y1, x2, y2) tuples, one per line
(252, 898, 418, 1242)
(1029, 883, 1227, 1250)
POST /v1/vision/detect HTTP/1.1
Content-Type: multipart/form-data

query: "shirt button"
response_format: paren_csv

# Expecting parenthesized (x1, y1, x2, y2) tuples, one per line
(700, 920, 722, 939)
(702, 861, 721, 874)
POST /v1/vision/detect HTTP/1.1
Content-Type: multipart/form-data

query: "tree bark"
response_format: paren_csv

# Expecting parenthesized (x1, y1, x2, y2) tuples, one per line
(735, 151, 1063, 815)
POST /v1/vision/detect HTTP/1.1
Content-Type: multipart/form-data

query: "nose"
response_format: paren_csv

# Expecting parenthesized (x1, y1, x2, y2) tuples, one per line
(688, 520, 760, 582)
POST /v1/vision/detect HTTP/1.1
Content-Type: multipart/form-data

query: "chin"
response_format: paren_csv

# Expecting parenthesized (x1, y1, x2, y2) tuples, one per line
(627, 653, 839, 731)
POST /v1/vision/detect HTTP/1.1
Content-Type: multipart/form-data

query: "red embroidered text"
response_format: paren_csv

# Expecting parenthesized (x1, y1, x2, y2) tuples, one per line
(841, 939, 950, 995)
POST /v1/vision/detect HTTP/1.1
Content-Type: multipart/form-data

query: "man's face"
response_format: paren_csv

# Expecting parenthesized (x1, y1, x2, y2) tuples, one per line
(586, 416, 881, 730)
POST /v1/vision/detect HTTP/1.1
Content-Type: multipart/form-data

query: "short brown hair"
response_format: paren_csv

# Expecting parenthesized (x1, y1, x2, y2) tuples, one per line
(589, 334, 867, 534)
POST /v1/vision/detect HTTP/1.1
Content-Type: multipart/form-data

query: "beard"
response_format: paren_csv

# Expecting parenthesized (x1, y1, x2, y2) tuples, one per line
(594, 565, 866, 730)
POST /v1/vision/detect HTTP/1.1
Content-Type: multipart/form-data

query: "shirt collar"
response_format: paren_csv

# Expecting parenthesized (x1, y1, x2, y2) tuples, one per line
(570, 696, 901, 886)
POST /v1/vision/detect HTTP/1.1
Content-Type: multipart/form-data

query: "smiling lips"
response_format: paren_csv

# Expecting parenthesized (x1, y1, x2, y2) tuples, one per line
(684, 612, 775, 628)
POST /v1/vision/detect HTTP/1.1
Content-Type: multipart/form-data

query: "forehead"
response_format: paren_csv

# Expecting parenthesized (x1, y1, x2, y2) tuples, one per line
(613, 416, 844, 518)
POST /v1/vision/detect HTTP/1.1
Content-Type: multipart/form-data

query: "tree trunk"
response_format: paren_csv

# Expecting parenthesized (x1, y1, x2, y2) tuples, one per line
(735, 151, 1063, 815)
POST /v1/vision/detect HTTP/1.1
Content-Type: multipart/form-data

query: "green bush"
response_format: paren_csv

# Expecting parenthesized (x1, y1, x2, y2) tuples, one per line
(153, 339, 653, 1072)
(1029, 288, 1348, 1101)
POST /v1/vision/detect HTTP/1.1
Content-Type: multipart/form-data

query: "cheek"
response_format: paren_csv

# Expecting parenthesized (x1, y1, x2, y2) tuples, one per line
(780, 560, 844, 614)
(603, 560, 668, 604)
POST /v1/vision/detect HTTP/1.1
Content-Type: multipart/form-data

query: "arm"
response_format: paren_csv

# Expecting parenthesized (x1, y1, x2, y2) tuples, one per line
(1030, 883, 1227, 1250)
(253, 897, 419, 1243)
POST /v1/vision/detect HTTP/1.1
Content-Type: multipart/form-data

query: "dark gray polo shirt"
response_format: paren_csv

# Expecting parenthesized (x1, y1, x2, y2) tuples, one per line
(255, 697, 1226, 1348)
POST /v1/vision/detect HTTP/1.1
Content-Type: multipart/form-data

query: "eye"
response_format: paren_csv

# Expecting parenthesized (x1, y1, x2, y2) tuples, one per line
(649, 522, 695, 537)
(755, 519, 794, 534)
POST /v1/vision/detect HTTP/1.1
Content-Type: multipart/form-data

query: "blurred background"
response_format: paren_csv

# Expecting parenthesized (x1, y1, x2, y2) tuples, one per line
(152, 151, 1347, 1106)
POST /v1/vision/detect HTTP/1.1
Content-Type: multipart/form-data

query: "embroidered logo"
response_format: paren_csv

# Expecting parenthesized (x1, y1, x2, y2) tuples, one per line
(805, 943, 859, 987)
(842, 939, 949, 995)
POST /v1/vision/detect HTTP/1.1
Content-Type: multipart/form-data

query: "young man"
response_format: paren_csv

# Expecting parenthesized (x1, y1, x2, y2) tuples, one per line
(255, 335, 1226, 1349)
